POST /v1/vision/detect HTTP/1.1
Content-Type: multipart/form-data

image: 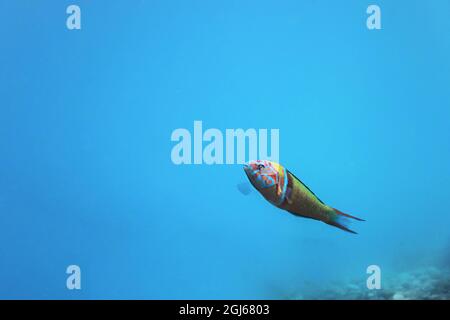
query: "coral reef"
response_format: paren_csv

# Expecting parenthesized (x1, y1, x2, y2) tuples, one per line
(302, 266, 450, 300)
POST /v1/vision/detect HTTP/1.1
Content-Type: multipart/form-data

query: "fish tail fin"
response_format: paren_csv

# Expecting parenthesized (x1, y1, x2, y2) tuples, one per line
(333, 208, 365, 221)
(326, 208, 365, 234)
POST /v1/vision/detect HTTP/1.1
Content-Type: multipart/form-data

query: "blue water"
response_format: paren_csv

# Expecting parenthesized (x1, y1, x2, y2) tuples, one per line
(1, 1, 449, 299)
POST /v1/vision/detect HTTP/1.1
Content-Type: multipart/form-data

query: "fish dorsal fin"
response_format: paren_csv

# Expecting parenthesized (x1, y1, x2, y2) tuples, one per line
(287, 170, 325, 205)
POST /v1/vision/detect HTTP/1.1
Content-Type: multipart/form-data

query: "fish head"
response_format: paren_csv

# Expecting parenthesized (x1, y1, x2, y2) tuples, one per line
(243, 160, 278, 189)
(243, 160, 287, 205)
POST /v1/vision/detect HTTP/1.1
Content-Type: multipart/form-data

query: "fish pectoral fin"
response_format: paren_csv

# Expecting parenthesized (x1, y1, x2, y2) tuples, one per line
(237, 182, 253, 196)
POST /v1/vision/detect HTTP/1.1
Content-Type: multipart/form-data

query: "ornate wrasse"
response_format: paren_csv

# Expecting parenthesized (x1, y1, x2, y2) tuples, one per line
(243, 160, 364, 234)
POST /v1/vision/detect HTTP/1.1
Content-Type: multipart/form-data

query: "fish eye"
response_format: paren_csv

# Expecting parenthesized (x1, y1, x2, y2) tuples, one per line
(257, 164, 265, 170)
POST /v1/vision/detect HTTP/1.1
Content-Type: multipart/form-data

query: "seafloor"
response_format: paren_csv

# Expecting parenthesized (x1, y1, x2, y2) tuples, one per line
(300, 266, 450, 300)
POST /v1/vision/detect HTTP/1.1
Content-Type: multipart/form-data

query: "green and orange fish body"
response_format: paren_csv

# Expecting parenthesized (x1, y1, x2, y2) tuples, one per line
(243, 160, 364, 234)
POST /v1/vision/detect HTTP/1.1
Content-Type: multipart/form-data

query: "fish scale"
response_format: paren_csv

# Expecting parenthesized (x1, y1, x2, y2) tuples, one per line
(243, 160, 365, 234)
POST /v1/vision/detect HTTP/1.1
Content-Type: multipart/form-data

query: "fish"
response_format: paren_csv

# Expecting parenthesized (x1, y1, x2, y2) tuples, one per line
(243, 160, 364, 234)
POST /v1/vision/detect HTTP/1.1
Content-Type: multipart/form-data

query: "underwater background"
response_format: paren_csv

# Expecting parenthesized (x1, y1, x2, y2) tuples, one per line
(1, 0, 449, 299)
